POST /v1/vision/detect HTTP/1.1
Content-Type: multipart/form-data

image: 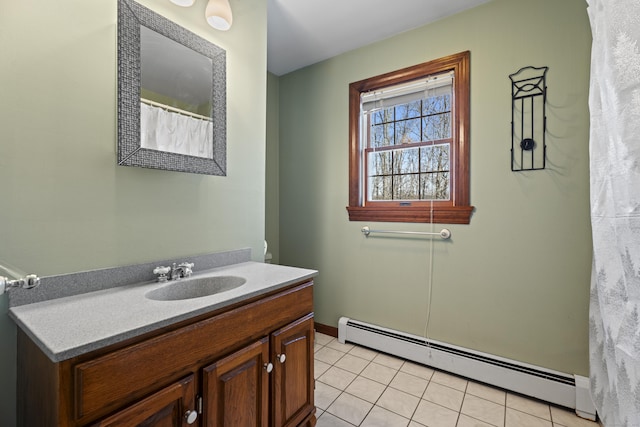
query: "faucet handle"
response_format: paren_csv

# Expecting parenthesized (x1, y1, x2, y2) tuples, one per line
(23, 274, 40, 289)
(153, 266, 171, 282)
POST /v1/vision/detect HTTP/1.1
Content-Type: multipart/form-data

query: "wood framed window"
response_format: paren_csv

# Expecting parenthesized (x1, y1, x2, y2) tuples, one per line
(347, 51, 473, 224)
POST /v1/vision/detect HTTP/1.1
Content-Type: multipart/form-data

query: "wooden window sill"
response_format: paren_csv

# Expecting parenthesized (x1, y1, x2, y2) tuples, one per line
(346, 205, 474, 224)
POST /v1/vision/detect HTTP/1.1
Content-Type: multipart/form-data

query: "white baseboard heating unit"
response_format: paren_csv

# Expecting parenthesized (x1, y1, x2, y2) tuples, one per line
(338, 317, 596, 420)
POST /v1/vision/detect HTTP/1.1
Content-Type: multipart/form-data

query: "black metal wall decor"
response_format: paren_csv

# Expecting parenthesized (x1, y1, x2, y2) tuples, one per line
(509, 66, 548, 171)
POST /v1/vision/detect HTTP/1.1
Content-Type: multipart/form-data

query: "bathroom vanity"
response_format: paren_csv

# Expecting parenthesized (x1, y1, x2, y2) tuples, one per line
(10, 254, 317, 427)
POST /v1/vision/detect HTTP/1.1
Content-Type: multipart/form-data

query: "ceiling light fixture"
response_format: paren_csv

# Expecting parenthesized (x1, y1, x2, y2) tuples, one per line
(168, 0, 233, 31)
(205, 0, 233, 31)
(169, 0, 196, 6)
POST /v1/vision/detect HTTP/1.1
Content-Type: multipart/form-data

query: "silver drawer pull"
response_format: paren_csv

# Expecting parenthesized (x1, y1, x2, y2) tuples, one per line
(277, 353, 286, 364)
(264, 362, 274, 373)
(185, 410, 198, 424)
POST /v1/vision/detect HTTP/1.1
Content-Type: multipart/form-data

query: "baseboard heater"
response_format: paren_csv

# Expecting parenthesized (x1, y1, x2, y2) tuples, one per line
(338, 317, 596, 420)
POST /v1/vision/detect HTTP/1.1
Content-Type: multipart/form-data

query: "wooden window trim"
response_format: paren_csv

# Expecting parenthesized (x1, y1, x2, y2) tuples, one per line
(347, 51, 473, 224)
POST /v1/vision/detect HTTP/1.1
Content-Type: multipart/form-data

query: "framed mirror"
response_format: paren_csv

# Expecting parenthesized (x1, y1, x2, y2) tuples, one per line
(118, 0, 227, 175)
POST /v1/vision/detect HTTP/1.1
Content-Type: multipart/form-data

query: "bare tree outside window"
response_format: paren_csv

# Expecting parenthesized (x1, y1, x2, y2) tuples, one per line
(366, 90, 452, 202)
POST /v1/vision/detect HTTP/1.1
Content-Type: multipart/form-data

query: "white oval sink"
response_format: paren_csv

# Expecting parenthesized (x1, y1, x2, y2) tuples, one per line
(145, 276, 246, 301)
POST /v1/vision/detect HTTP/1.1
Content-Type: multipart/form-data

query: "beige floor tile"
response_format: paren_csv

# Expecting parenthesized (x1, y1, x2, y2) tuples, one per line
(316, 346, 347, 365)
(360, 362, 399, 385)
(361, 405, 410, 427)
(423, 381, 464, 411)
(549, 406, 600, 427)
(326, 392, 373, 426)
(345, 376, 387, 403)
(505, 408, 552, 427)
(315, 381, 342, 410)
(456, 414, 495, 427)
(327, 339, 356, 353)
(318, 366, 357, 391)
(506, 393, 550, 420)
(335, 353, 370, 375)
(431, 371, 468, 392)
(377, 387, 421, 419)
(390, 371, 429, 397)
(401, 361, 435, 380)
(315, 332, 334, 346)
(314, 342, 602, 427)
(315, 359, 331, 379)
(316, 412, 357, 427)
(466, 382, 506, 405)
(461, 394, 505, 427)
(349, 345, 379, 361)
(373, 352, 405, 369)
(412, 399, 459, 427)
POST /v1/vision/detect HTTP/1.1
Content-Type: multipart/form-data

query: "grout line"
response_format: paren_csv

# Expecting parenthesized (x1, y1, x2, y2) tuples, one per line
(315, 334, 598, 427)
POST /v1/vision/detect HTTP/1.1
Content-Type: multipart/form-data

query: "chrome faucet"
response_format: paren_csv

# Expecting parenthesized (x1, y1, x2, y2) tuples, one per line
(171, 262, 194, 280)
(153, 262, 194, 282)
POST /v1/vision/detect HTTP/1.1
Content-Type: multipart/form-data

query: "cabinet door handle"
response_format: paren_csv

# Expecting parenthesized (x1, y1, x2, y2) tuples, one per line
(185, 410, 198, 424)
(277, 353, 286, 364)
(264, 362, 274, 373)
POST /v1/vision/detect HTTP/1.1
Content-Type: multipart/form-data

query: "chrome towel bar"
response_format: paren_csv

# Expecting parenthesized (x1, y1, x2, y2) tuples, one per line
(361, 226, 451, 239)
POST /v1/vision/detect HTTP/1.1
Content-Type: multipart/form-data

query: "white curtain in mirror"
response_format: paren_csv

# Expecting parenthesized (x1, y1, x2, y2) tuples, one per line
(140, 103, 213, 159)
(588, 0, 640, 425)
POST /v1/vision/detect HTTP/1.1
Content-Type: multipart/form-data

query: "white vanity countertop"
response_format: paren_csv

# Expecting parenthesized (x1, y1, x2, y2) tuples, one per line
(9, 262, 317, 362)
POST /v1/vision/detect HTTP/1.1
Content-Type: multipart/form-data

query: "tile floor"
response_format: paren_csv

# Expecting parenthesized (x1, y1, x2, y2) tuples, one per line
(313, 332, 601, 427)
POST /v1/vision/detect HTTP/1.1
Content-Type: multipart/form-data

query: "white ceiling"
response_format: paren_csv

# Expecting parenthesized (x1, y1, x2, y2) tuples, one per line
(267, 0, 492, 76)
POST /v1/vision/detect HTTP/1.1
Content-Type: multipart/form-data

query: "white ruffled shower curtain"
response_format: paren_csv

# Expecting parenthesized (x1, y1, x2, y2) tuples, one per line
(588, 0, 640, 425)
(140, 103, 213, 159)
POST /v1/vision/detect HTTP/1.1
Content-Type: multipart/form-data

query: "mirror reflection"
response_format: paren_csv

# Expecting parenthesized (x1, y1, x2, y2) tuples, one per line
(117, 0, 227, 175)
(140, 27, 213, 159)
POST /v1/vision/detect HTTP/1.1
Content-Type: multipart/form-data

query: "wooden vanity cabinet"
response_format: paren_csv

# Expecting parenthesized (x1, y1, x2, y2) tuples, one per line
(17, 280, 316, 427)
(203, 315, 314, 427)
(203, 337, 271, 426)
(271, 315, 315, 427)
(91, 374, 197, 427)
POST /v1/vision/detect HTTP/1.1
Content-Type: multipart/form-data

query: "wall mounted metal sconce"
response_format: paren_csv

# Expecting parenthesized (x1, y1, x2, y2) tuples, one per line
(509, 66, 548, 171)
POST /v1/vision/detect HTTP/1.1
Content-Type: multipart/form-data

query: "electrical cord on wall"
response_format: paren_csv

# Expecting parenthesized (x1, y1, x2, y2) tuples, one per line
(423, 198, 435, 354)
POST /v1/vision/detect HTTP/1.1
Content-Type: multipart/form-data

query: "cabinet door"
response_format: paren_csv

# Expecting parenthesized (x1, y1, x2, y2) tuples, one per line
(202, 337, 270, 427)
(92, 374, 197, 427)
(271, 314, 315, 427)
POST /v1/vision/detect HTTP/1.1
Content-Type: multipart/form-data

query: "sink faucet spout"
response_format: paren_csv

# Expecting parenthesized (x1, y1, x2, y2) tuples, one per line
(153, 262, 194, 282)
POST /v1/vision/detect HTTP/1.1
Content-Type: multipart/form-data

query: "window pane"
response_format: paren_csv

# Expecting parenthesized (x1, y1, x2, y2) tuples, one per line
(393, 147, 419, 174)
(371, 107, 394, 125)
(395, 101, 421, 120)
(422, 113, 451, 140)
(420, 144, 450, 173)
(369, 151, 392, 177)
(420, 172, 450, 200)
(371, 123, 394, 148)
(370, 175, 392, 200)
(423, 94, 451, 115)
(394, 118, 421, 145)
(393, 174, 419, 200)
(420, 144, 450, 200)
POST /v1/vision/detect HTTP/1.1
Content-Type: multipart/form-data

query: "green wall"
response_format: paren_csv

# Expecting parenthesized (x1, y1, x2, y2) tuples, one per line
(266, 72, 280, 264)
(0, 1, 267, 425)
(276, 0, 592, 376)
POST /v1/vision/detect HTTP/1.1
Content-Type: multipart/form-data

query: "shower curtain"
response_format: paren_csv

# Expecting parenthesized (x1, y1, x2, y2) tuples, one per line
(140, 103, 213, 158)
(588, 0, 640, 425)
